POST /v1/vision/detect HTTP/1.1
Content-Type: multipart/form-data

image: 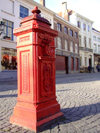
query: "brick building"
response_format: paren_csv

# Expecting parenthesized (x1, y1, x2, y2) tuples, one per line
(54, 14, 80, 74)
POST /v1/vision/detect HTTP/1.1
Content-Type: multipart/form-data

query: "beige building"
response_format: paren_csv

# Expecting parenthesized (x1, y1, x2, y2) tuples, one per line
(69, 10, 94, 70)
(92, 28, 100, 70)
(0, 0, 54, 71)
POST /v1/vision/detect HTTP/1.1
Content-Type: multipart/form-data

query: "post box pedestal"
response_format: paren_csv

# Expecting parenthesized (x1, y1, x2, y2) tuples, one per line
(10, 6, 63, 132)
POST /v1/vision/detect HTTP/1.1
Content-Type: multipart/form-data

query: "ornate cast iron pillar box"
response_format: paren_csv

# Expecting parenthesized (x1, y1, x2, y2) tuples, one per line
(10, 6, 63, 132)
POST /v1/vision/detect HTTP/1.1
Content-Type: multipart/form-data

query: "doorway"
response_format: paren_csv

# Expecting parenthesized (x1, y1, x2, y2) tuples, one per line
(89, 58, 92, 66)
(65, 57, 68, 74)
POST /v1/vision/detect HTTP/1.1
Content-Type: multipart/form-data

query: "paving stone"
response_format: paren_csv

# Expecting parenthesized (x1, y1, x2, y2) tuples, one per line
(1, 72, 100, 132)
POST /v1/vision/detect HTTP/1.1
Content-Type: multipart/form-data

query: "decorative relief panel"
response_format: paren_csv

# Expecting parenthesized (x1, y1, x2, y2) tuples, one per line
(40, 61, 53, 97)
(44, 46, 55, 56)
(38, 33, 53, 45)
(38, 33, 55, 57)
(20, 50, 30, 94)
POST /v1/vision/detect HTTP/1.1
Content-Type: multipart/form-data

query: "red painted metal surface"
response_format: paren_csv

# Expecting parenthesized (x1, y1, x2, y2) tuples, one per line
(10, 6, 63, 132)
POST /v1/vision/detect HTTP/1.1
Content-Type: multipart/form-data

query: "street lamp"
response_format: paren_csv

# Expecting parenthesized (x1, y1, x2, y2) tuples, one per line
(0, 21, 4, 35)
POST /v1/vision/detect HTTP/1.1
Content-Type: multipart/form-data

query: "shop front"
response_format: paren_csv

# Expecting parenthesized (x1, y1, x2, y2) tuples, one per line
(1, 47, 17, 70)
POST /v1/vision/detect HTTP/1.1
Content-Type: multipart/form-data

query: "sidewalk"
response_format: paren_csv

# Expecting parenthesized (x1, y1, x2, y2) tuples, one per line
(0, 70, 17, 82)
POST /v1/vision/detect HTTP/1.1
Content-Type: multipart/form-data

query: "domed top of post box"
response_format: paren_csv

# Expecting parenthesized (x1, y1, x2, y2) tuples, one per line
(21, 6, 51, 26)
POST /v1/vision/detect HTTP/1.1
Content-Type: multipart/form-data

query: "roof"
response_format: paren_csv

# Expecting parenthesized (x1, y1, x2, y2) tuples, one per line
(58, 9, 93, 24)
(75, 12, 94, 23)
(92, 28, 100, 33)
(55, 14, 80, 31)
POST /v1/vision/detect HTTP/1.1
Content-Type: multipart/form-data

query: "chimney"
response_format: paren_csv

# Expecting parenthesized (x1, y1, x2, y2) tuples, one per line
(40, 0, 45, 6)
(62, 2, 67, 18)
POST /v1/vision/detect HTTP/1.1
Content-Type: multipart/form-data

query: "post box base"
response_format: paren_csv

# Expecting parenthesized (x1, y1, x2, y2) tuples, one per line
(10, 112, 63, 132)
(10, 101, 63, 132)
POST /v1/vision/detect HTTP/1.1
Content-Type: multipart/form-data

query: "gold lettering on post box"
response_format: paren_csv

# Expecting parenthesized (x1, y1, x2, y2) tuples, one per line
(17, 33, 33, 46)
(19, 35, 30, 43)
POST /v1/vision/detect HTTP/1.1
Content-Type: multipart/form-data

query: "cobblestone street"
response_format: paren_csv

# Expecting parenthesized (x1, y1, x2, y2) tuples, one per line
(0, 72, 100, 133)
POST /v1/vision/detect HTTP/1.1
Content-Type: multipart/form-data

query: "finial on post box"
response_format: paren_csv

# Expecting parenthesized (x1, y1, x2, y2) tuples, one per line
(32, 6, 41, 15)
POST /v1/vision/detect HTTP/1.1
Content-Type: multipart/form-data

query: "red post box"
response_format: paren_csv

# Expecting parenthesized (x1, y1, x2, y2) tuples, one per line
(10, 6, 63, 132)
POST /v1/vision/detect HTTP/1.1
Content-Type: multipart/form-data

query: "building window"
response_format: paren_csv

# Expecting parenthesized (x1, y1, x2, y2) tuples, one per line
(64, 26, 68, 34)
(93, 36, 96, 41)
(75, 44, 78, 53)
(20, 5, 29, 18)
(89, 38, 91, 48)
(77, 21, 81, 28)
(57, 23, 62, 32)
(84, 36, 87, 47)
(3, 19, 14, 41)
(70, 41, 73, 52)
(70, 29, 73, 36)
(75, 32, 78, 38)
(83, 23, 86, 31)
(57, 37, 62, 49)
(94, 43, 97, 53)
(88, 25, 90, 32)
(80, 56, 82, 66)
(76, 58, 79, 70)
(98, 38, 100, 42)
(85, 57, 87, 66)
(98, 45, 100, 53)
(79, 35, 81, 46)
(65, 40, 68, 50)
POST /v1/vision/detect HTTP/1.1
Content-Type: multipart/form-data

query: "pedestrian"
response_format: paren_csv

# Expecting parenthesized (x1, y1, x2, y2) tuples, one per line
(88, 65, 91, 73)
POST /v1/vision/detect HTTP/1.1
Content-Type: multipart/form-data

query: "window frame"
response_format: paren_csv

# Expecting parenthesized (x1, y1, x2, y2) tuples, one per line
(83, 23, 86, 31)
(70, 29, 73, 37)
(20, 5, 29, 18)
(70, 41, 74, 52)
(77, 21, 81, 28)
(57, 23, 62, 32)
(65, 39, 68, 50)
(84, 36, 87, 47)
(64, 26, 68, 34)
(57, 37, 62, 49)
(3, 19, 14, 41)
(75, 32, 78, 38)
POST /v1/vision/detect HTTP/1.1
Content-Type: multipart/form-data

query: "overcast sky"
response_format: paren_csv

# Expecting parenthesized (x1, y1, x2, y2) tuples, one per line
(35, 0, 100, 30)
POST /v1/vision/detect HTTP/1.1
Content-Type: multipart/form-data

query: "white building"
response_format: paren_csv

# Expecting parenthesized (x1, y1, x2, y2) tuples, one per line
(69, 12, 94, 69)
(0, 0, 54, 71)
(92, 28, 100, 68)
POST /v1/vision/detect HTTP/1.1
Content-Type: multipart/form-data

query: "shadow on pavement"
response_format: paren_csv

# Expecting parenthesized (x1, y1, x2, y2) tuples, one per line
(38, 102, 100, 132)
(0, 94, 17, 98)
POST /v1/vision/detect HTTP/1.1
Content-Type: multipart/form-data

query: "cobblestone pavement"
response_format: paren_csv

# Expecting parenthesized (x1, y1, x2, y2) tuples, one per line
(0, 72, 100, 133)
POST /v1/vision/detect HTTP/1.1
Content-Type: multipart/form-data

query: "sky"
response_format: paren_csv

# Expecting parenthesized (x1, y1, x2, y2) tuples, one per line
(34, 0, 100, 30)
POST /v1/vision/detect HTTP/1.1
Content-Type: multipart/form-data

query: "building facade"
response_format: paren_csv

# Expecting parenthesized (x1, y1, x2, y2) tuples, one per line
(0, 0, 54, 71)
(58, 2, 94, 71)
(69, 12, 94, 70)
(92, 28, 100, 70)
(54, 14, 80, 74)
